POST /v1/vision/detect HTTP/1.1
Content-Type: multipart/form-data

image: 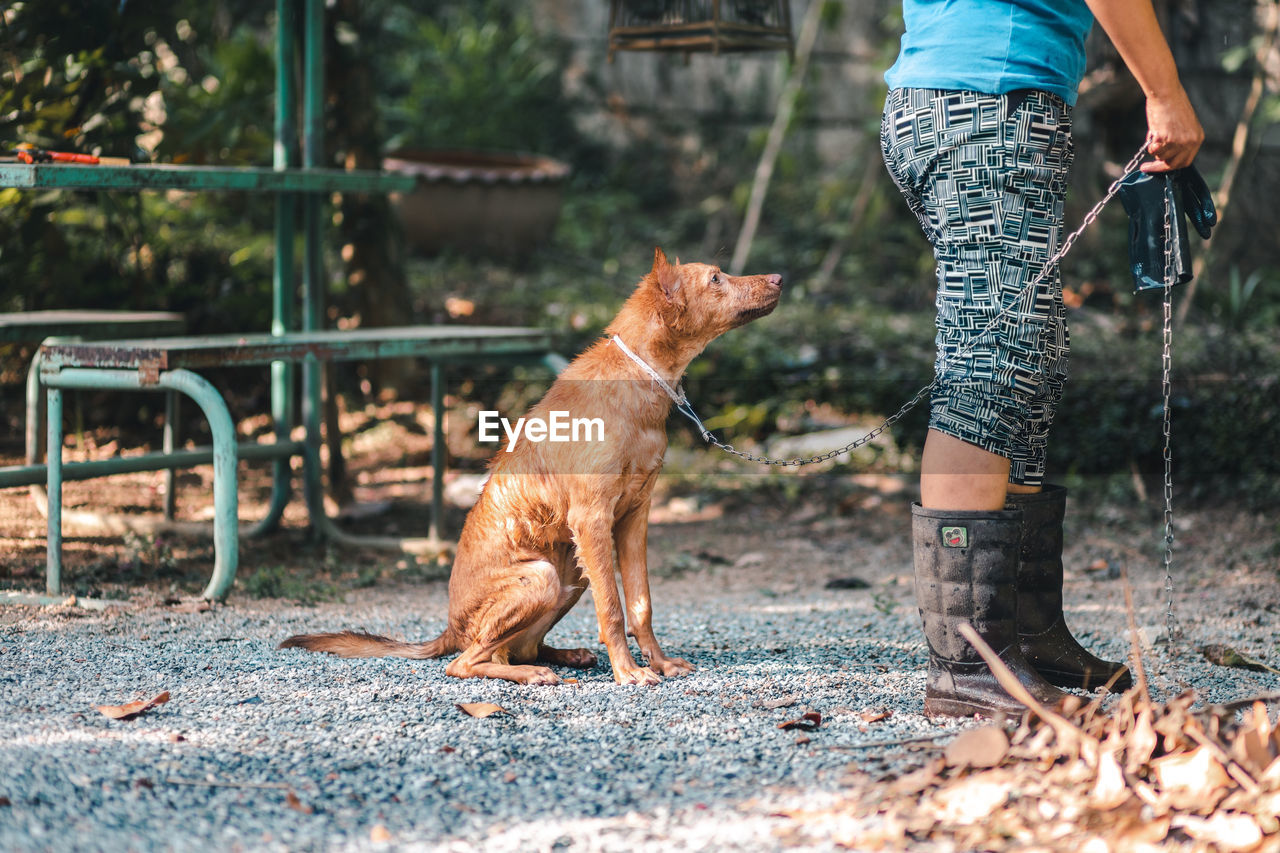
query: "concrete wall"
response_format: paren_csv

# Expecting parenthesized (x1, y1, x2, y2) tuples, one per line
(533, 0, 897, 167)
(533, 0, 1279, 273)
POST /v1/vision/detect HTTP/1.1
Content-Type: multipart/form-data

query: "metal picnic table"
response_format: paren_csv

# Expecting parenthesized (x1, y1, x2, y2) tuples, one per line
(1, 311, 187, 487)
(0, 0, 563, 602)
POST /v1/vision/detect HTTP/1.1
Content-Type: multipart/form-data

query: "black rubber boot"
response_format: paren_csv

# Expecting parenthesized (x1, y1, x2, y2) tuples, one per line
(912, 503, 1070, 718)
(1007, 486, 1133, 692)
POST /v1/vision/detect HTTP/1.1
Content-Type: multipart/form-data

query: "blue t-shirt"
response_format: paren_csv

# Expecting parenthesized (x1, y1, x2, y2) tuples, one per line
(884, 0, 1094, 105)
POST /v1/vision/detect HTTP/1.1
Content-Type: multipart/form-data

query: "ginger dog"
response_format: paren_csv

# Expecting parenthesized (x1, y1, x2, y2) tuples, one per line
(281, 248, 782, 685)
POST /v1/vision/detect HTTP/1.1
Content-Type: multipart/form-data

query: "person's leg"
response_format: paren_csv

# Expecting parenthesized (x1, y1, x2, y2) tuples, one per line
(993, 90, 1130, 691)
(920, 429, 1010, 510)
(1008, 485, 1132, 690)
(882, 87, 1069, 717)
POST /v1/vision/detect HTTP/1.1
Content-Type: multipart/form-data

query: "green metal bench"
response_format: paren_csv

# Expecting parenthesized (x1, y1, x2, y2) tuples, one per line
(0, 311, 186, 497)
(37, 327, 559, 601)
(0, 0, 566, 602)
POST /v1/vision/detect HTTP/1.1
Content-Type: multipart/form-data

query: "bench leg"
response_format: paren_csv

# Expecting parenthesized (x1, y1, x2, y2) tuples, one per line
(431, 361, 445, 541)
(301, 357, 325, 537)
(296, 358, 448, 555)
(43, 368, 240, 601)
(163, 390, 179, 520)
(244, 359, 295, 538)
(26, 347, 44, 469)
(46, 387, 63, 596)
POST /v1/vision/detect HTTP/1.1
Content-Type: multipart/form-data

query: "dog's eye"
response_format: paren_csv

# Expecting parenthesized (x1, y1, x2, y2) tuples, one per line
(710, 274, 720, 285)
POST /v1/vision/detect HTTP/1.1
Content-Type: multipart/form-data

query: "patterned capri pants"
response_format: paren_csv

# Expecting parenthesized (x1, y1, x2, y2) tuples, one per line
(880, 87, 1075, 487)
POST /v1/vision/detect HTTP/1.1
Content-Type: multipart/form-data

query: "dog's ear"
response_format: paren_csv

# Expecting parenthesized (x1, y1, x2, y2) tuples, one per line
(651, 246, 682, 300)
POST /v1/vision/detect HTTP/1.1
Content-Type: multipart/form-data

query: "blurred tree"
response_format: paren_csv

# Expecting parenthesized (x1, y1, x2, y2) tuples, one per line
(327, 0, 415, 396)
(0, 0, 165, 311)
(375, 1, 575, 154)
(0, 0, 276, 318)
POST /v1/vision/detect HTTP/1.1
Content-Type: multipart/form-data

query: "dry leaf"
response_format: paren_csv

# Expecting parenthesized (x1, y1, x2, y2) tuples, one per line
(859, 708, 892, 724)
(1235, 727, 1273, 774)
(456, 702, 508, 719)
(760, 648, 1280, 853)
(1077, 837, 1109, 853)
(1255, 790, 1280, 822)
(1115, 814, 1170, 847)
(1151, 745, 1231, 798)
(1200, 644, 1280, 675)
(370, 824, 392, 843)
(1125, 707, 1158, 774)
(285, 790, 313, 814)
(1254, 701, 1273, 741)
(1089, 749, 1130, 810)
(777, 711, 821, 731)
(890, 759, 943, 796)
(1171, 812, 1263, 851)
(1262, 755, 1280, 785)
(96, 691, 171, 721)
(930, 775, 1011, 825)
(944, 726, 1008, 769)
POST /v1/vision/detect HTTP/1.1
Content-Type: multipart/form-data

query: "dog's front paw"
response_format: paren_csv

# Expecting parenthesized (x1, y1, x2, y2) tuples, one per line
(649, 656, 695, 677)
(614, 665, 661, 686)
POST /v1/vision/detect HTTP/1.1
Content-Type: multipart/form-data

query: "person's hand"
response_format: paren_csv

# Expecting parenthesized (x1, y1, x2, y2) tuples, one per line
(1141, 87, 1204, 172)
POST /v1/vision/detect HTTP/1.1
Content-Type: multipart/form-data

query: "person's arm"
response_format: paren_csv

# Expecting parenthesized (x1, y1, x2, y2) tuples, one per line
(1085, 0, 1204, 171)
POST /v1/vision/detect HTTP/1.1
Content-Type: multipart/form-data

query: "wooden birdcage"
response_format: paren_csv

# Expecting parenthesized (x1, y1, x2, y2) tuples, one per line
(608, 0, 794, 60)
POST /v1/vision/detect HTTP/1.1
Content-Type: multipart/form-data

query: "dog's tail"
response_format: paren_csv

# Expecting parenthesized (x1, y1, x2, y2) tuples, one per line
(278, 629, 453, 660)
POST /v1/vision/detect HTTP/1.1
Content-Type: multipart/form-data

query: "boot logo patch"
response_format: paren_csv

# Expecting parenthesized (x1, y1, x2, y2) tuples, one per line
(941, 526, 968, 548)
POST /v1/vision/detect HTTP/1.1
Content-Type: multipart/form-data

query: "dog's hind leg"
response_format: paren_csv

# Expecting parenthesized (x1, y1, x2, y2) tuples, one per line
(616, 500, 695, 677)
(446, 646, 561, 685)
(444, 560, 566, 685)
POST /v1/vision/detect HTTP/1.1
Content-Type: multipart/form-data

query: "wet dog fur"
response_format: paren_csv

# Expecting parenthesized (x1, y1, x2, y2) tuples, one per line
(280, 248, 782, 685)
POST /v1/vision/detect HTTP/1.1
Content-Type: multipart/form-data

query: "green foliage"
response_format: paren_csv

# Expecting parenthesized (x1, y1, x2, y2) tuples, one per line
(376, 1, 574, 155)
(0, 1, 160, 157)
(1201, 266, 1280, 331)
(241, 563, 339, 603)
(1050, 325, 1280, 508)
(872, 588, 899, 616)
(1, 2, 160, 311)
(0, 1, 275, 316)
(152, 26, 275, 165)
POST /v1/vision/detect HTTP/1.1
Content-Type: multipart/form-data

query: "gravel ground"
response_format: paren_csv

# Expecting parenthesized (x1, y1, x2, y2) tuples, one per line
(1, 490, 1278, 852)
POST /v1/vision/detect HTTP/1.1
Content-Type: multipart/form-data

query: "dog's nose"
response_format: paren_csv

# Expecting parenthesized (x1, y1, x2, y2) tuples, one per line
(767, 274, 782, 287)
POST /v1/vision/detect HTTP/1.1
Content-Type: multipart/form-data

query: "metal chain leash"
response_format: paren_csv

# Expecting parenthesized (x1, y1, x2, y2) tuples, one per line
(1160, 175, 1180, 643)
(679, 381, 933, 467)
(689, 144, 1153, 468)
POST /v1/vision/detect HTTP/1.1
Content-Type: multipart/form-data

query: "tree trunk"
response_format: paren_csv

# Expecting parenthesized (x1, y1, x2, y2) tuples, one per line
(329, 0, 416, 396)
